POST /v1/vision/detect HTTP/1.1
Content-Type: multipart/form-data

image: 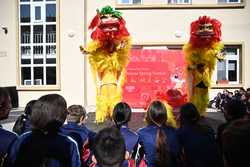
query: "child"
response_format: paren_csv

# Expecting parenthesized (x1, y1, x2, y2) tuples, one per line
(177, 103, 222, 167)
(61, 105, 96, 166)
(92, 127, 126, 167)
(0, 87, 17, 166)
(112, 102, 138, 167)
(222, 118, 250, 167)
(12, 100, 37, 135)
(217, 99, 247, 154)
(6, 94, 81, 167)
(137, 100, 181, 167)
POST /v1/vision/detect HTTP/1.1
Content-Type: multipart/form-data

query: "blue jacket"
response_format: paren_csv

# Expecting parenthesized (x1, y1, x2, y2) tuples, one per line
(23, 118, 32, 133)
(120, 125, 138, 167)
(61, 122, 89, 146)
(137, 124, 181, 167)
(120, 125, 138, 154)
(0, 127, 17, 159)
(6, 131, 81, 167)
(61, 122, 96, 148)
(177, 125, 222, 167)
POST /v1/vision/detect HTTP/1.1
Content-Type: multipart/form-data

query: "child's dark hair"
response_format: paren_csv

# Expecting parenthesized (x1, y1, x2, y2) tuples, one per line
(112, 102, 132, 129)
(146, 100, 170, 167)
(30, 94, 67, 133)
(224, 99, 247, 121)
(93, 127, 126, 167)
(180, 103, 211, 134)
(24, 100, 37, 116)
(0, 87, 11, 120)
(67, 105, 86, 123)
(179, 103, 200, 125)
(12, 100, 37, 135)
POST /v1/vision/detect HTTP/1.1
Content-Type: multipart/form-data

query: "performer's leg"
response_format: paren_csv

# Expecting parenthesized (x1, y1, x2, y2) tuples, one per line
(95, 84, 122, 123)
(191, 88, 209, 115)
(96, 95, 108, 123)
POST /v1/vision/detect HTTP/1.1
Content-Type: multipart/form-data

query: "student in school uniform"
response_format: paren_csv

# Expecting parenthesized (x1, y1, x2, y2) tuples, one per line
(177, 103, 222, 167)
(112, 102, 138, 167)
(6, 94, 81, 167)
(0, 87, 17, 166)
(137, 100, 181, 167)
(91, 127, 127, 167)
(61, 105, 96, 166)
(12, 100, 37, 135)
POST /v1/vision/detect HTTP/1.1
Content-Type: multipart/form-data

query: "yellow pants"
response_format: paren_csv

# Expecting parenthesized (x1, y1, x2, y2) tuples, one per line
(95, 72, 122, 123)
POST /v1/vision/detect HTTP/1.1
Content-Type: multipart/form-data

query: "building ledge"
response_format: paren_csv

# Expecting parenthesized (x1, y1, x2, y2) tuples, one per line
(211, 84, 244, 89)
(116, 3, 245, 10)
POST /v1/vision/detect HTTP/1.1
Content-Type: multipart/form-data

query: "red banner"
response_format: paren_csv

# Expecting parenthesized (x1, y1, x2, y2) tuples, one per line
(122, 49, 186, 108)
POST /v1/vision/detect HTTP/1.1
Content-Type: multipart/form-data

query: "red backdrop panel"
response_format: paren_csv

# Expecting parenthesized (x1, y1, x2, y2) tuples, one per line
(122, 49, 186, 108)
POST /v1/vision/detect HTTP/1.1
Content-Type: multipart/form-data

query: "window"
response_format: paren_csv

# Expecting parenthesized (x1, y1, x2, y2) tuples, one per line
(218, 0, 241, 3)
(167, 0, 191, 4)
(215, 45, 241, 84)
(35, 6, 41, 20)
(117, 0, 142, 4)
(46, 4, 56, 22)
(18, 0, 58, 88)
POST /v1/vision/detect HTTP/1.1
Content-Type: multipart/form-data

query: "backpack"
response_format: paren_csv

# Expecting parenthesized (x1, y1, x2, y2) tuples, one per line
(12, 114, 27, 135)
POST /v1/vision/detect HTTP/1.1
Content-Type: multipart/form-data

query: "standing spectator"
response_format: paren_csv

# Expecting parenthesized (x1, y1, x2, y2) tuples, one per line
(177, 103, 222, 167)
(12, 100, 37, 135)
(137, 100, 181, 167)
(239, 87, 246, 96)
(92, 127, 126, 167)
(0, 87, 17, 166)
(246, 88, 250, 96)
(6, 94, 81, 167)
(247, 94, 250, 113)
(240, 93, 247, 104)
(112, 102, 138, 167)
(222, 118, 250, 167)
(233, 90, 241, 100)
(215, 92, 222, 110)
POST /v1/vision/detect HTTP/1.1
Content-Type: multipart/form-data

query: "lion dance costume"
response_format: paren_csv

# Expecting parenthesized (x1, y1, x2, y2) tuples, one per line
(81, 6, 131, 123)
(184, 16, 223, 114)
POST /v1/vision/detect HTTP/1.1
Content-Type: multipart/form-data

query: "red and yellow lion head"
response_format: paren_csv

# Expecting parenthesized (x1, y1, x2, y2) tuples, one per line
(189, 16, 221, 48)
(88, 6, 129, 52)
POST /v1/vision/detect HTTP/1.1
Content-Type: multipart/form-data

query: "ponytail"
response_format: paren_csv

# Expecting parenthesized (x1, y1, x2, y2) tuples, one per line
(155, 127, 170, 167)
(115, 121, 123, 129)
(112, 102, 132, 129)
(147, 101, 170, 167)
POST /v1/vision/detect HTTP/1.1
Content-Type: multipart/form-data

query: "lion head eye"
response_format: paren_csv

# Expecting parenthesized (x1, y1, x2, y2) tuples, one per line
(199, 25, 205, 31)
(206, 25, 213, 30)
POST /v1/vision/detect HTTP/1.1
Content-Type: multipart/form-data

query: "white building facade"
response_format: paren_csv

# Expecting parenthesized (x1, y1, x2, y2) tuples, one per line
(0, 0, 249, 108)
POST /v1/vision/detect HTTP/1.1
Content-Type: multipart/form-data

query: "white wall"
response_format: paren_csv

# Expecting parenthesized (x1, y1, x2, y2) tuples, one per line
(0, 0, 86, 107)
(0, 0, 17, 86)
(1, 0, 249, 107)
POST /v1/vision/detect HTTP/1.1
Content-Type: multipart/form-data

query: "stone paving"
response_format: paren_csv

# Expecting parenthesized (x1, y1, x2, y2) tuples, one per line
(1, 108, 225, 133)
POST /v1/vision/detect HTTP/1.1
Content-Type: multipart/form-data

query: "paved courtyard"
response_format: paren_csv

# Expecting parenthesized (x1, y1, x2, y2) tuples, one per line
(1, 108, 225, 133)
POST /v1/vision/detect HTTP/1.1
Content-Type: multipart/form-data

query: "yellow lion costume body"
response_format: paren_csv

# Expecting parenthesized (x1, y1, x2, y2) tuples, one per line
(184, 16, 223, 114)
(81, 6, 131, 123)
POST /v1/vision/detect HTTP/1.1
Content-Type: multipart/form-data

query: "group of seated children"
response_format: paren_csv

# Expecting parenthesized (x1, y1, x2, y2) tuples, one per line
(1, 86, 250, 167)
